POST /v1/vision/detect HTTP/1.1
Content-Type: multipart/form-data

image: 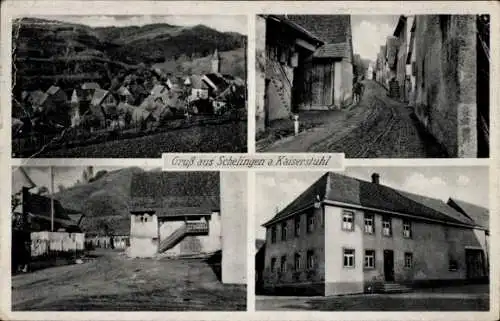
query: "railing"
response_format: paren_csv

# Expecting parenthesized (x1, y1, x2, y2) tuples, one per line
(186, 221, 209, 234)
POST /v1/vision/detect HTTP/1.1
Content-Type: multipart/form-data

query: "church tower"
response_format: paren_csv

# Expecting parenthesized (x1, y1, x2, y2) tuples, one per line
(211, 48, 221, 73)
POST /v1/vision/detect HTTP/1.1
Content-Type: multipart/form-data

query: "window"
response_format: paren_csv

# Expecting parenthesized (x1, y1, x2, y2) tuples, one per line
(280, 255, 287, 272)
(307, 250, 315, 269)
(307, 212, 315, 233)
(294, 253, 302, 271)
(342, 210, 355, 231)
(382, 216, 392, 236)
(271, 226, 277, 243)
(281, 222, 288, 241)
(294, 216, 301, 237)
(449, 259, 458, 271)
(343, 249, 355, 268)
(403, 220, 412, 238)
(364, 250, 375, 269)
(364, 214, 374, 234)
(270, 257, 277, 272)
(404, 252, 413, 268)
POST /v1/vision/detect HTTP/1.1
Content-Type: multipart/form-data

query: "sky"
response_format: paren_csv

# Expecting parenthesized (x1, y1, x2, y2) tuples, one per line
(36, 15, 248, 35)
(351, 15, 400, 63)
(255, 167, 489, 240)
(12, 166, 158, 193)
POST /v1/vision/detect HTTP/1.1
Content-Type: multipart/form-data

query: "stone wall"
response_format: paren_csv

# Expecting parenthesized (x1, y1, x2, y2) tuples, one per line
(255, 16, 267, 134)
(414, 15, 478, 157)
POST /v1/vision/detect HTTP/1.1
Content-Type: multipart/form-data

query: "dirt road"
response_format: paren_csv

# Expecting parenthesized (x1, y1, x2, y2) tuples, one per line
(11, 249, 246, 311)
(260, 80, 448, 158)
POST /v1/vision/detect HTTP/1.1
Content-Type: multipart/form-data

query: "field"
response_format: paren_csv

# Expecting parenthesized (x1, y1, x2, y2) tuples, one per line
(34, 121, 247, 157)
(12, 249, 246, 311)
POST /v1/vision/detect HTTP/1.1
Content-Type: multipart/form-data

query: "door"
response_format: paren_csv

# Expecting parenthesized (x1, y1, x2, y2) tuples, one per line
(466, 249, 486, 279)
(264, 79, 271, 127)
(384, 250, 395, 281)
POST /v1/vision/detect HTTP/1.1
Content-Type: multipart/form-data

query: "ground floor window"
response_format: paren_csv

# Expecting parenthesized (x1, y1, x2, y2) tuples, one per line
(280, 255, 287, 272)
(270, 257, 276, 272)
(294, 253, 302, 271)
(307, 250, 315, 269)
(364, 250, 375, 269)
(449, 258, 458, 271)
(343, 248, 355, 268)
(404, 252, 413, 268)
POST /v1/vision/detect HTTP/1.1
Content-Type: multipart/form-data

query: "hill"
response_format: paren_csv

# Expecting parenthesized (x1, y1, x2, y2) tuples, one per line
(153, 47, 246, 79)
(54, 167, 146, 236)
(12, 17, 246, 97)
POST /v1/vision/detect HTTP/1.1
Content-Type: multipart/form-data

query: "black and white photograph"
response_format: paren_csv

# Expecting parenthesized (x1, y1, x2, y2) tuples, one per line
(11, 15, 248, 158)
(11, 166, 247, 310)
(255, 167, 489, 310)
(255, 15, 490, 158)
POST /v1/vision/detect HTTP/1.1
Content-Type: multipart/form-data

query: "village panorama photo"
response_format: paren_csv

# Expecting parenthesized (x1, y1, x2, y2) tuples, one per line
(11, 166, 247, 311)
(255, 14, 490, 158)
(255, 167, 489, 311)
(11, 15, 248, 158)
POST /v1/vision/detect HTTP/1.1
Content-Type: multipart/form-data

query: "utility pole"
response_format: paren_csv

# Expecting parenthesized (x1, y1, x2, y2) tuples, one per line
(50, 166, 54, 232)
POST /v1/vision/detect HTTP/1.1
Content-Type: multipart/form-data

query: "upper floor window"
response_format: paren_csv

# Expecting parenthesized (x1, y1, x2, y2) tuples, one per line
(280, 255, 287, 272)
(342, 210, 355, 231)
(364, 214, 374, 234)
(294, 253, 302, 271)
(382, 216, 392, 236)
(364, 250, 375, 269)
(271, 226, 277, 243)
(404, 252, 413, 268)
(307, 212, 315, 233)
(281, 222, 288, 241)
(270, 257, 277, 272)
(343, 248, 355, 268)
(307, 250, 315, 269)
(403, 220, 412, 238)
(294, 216, 301, 237)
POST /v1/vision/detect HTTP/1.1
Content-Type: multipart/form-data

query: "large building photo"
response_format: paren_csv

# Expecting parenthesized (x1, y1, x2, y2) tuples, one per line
(255, 167, 489, 311)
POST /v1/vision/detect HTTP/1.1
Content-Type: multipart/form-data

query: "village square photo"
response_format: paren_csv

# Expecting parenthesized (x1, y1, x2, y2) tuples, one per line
(11, 166, 247, 311)
(254, 167, 489, 311)
(255, 14, 490, 158)
(12, 15, 248, 158)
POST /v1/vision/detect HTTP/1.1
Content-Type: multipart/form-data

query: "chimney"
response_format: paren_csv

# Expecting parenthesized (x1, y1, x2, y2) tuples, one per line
(371, 173, 380, 184)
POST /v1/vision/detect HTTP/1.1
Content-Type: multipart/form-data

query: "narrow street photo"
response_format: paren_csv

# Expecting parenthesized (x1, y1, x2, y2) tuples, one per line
(255, 15, 490, 158)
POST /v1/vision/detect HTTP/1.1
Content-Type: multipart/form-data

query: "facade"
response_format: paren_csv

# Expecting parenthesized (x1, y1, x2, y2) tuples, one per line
(90, 89, 118, 126)
(255, 15, 354, 133)
(127, 171, 221, 259)
(413, 15, 489, 158)
(259, 172, 489, 296)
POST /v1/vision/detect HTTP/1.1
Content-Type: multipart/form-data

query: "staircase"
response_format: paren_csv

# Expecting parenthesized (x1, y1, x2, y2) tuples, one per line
(269, 60, 293, 114)
(388, 80, 400, 99)
(381, 282, 412, 293)
(158, 221, 209, 253)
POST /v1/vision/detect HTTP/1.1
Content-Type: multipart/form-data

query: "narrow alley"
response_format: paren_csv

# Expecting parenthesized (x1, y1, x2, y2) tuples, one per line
(260, 80, 448, 158)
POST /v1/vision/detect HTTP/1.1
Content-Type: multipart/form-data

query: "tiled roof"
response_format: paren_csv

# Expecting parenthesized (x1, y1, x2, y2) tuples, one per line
(91, 89, 109, 106)
(313, 42, 348, 59)
(117, 86, 132, 97)
(190, 75, 209, 90)
(81, 82, 101, 90)
(284, 15, 351, 44)
(28, 90, 48, 107)
(129, 171, 220, 217)
(266, 15, 324, 44)
(46, 85, 61, 96)
(151, 84, 167, 98)
(263, 172, 477, 227)
(22, 189, 73, 222)
(448, 198, 489, 230)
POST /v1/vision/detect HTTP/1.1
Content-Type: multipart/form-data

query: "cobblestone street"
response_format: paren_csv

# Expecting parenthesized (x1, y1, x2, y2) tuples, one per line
(260, 80, 448, 158)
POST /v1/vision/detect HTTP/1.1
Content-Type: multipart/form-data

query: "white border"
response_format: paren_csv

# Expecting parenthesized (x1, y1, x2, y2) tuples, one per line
(1, 1, 499, 321)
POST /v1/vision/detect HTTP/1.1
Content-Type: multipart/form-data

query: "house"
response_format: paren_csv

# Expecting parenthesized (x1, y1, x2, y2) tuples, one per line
(117, 86, 134, 104)
(186, 75, 209, 100)
(385, 36, 400, 97)
(258, 172, 489, 296)
(27, 90, 53, 113)
(90, 89, 118, 126)
(405, 17, 417, 106)
(46, 85, 68, 105)
(81, 82, 101, 101)
(127, 171, 222, 258)
(255, 15, 354, 132)
(127, 171, 246, 284)
(412, 15, 489, 158)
